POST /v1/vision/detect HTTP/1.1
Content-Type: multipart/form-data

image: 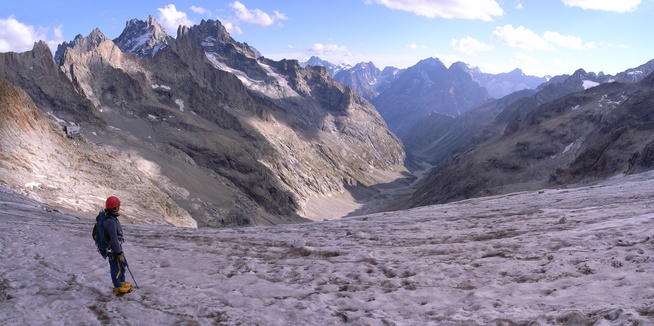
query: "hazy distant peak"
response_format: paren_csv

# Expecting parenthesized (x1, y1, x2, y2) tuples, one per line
(416, 57, 446, 68)
(449, 61, 471, 73)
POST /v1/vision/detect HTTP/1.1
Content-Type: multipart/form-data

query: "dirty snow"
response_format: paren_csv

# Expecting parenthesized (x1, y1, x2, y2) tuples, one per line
(2, 170, 654, 325)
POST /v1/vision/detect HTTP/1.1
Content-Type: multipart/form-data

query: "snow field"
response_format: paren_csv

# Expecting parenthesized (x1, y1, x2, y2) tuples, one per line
(2, 172, 654, 324)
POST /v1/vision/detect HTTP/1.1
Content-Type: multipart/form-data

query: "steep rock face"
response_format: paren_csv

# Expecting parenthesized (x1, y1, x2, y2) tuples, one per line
(2, 17, 406, 227)
(0, 78, 196, 227)
(371, 58, 491, 140)
(551, 71, 654, 183)
(113, 15, 173, 59)
(0, 41, 99, 124)
(409, 71, 654, 207)
(55, 28, 107, 65)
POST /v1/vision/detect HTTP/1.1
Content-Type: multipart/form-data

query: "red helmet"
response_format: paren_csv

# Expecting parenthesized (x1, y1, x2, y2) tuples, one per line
(106, 196, 121, 209)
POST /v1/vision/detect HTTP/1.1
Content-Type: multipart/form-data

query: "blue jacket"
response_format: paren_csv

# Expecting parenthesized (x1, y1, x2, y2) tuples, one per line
(103, 212, 124, 255)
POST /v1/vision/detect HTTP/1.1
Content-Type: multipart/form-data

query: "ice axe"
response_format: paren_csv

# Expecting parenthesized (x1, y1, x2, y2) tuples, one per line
(124, 256, 140, 289)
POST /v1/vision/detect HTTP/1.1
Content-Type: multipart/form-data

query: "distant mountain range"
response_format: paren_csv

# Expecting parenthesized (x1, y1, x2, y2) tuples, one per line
(301, 52, 654, 211)
(302, 56, 549, 100)
(302, 56, 549, 142)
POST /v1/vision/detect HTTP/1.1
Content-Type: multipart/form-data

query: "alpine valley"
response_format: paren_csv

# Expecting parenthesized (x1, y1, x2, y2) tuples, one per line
(2, 15, 654, 230)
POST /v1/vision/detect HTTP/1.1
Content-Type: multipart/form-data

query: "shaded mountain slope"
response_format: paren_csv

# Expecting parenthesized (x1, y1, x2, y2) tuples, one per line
(410, 71, 654, 207)
(404, 89, 537, 167)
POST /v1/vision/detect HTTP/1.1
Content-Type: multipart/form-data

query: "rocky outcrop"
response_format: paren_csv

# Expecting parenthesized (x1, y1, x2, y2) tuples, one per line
(0, 78, 196, 227)
(0, 41, 99, 125)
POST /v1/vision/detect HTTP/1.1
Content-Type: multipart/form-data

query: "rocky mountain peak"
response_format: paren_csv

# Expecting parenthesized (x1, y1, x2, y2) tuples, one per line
(54, 28, 109, 65)
(354, 61, 376, 71)
(184, 18, 269, 82)
(415, 57, 446, 70)
(332, 61, 382, 101)
(507, 68, 525, 76)
(30, 40, 52, 57)
(86, 28, 108, 46)
(372, 56, 491, 139)
(613, 58, 654, 83)
(449, 61, 470, 73)
(176, 25, 190, 38)
(113, 15, 171, 59)
(303, 56, 353, 77)
(198, 19, 232, 43)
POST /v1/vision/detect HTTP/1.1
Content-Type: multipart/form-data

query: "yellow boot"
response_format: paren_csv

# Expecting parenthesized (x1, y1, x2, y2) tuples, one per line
(113, 283, 132, 295)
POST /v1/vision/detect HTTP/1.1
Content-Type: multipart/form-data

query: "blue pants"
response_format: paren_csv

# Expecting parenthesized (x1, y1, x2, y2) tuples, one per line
(108, 255, 127, 288)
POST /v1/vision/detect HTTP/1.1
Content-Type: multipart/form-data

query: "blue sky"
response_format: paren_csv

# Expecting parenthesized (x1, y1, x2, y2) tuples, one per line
(0, 0, 651, 77)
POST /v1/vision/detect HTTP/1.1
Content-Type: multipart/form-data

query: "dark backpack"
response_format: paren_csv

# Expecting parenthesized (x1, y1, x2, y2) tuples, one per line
(92, 211, 110, 259)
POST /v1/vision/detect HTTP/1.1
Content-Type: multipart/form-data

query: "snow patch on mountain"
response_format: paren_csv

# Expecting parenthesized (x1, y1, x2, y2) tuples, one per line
(204, 52, 299, 99)
(582, 79, 599, 89)
(175, 99, 184, 112)
(151, 84, 171, 91)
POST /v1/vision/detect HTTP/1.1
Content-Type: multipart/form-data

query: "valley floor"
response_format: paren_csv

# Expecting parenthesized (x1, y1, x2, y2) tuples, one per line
(2, 171, 654, 325)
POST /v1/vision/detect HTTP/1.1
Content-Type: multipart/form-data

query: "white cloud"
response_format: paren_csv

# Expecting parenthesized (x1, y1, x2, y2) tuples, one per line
(452, 37, 494, 55)
(230, 1, 288, 27)
(222, 21, 243, 35)
(493, 25, 550, 51)
(434, 53, 463, 68)
(584, 41, 597, 49)
(157, 4, 194, 34)
(365, 0, 503, 21)
(46, 25, 65, 52)
(190, 6, 208, 15)
(307, 43, 351, 56)
(52, 25, 64, 40)
(561, 0, 641, 13)
(406, 43, 427, 49)
(543, 31, 596, 50)
(0, 16, 45, 52)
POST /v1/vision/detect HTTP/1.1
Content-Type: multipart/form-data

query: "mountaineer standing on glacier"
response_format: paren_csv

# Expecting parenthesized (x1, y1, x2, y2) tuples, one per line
(93, 196, 132, 295)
